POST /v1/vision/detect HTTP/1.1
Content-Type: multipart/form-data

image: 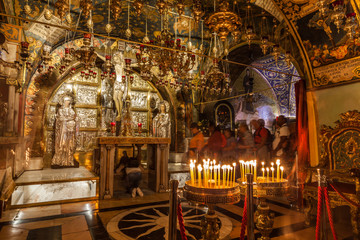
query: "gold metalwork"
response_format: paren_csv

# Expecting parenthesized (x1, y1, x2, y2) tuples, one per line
(24, 0, 32, 15)
(110, 0, 122, 20)
(44, 7, 53, 20)
(80, 0, 94, 19)
(156, 0, 168, 15)
(238, 179, 288, 240)
(176, 0, 185, 16)
(54, 0, 69, 19)
(205, 1, 241, 42)
(305, 110, 360, 237)
(272, 44, 280, 63)
(74, 34, 97, 70)
(133, 0, 144, 16)
(192, 0, 204, 23)
(331, 0, 345, 33)
(184, 181, 240, 240)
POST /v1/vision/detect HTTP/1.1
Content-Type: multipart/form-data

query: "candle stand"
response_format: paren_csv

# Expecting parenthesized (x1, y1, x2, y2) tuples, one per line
(183, 181, 240, 240)
(238, 178, 288, 240)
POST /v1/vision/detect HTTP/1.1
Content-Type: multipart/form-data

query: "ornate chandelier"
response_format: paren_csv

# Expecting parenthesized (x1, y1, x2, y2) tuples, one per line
(205, 1, 241, 42)
(192, 0, 204, 23)
(0, 40, 31, 76)
(136, 44, 153, 81)
(198, 33, 232, 96)
(38, 45, 55, 74)
(199, 59, 231, 95)
(73, 34, 97, 70)
(131, 15, 196, 88)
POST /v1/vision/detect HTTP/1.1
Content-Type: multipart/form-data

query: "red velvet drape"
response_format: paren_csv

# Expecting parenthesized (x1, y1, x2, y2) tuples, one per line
(295, 79, 309, 184)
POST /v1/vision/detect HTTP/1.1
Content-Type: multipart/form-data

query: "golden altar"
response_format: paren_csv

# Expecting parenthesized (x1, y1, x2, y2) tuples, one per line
(97, 137, 170, 199)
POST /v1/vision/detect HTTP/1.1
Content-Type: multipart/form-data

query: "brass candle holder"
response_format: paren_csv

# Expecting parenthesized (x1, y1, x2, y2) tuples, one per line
(184, 180, 240, 240)
(238, 177, 289, 240)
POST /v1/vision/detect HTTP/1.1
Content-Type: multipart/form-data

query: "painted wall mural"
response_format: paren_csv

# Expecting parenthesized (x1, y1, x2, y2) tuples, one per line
(252, 55, 298, 117)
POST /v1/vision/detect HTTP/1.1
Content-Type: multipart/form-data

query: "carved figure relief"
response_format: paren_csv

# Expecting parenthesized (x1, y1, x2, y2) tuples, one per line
(76, 85, 98, 105)
(76, 108, 98, 129)
(130, 91, 148, 109)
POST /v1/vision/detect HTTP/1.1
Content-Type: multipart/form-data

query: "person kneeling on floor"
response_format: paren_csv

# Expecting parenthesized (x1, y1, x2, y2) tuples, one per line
(118, 157, 144, 197)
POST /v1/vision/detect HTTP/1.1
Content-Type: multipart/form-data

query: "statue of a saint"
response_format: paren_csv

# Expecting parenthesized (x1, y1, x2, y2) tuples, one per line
(51, 93, 78, 168)
(121, 95, 133, 136)
(153, 101, 171, 138)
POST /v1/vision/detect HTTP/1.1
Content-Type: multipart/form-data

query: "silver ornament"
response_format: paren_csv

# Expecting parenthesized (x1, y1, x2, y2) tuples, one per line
(44, 8, 52, 20)
(105, 24, 113, 34)
(66, 13, 72, 25)
(125, 28, 132, 39)
(143, 36, 150, 43)
(24, 4, 32, 15)
(87, 19, 94, 29)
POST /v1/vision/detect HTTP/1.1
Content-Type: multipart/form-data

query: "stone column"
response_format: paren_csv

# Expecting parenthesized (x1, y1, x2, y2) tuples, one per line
(14, 91, 19, 134)
(100, 144, 115, 199)
(6, 85, 15, 135)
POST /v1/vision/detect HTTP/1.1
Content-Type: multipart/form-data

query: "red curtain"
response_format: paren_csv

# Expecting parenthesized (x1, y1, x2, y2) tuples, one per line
(295, 79, 309, 184)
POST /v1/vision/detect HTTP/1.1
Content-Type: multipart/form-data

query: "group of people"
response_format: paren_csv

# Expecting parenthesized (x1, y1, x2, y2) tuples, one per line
(188, 115, 296, 166)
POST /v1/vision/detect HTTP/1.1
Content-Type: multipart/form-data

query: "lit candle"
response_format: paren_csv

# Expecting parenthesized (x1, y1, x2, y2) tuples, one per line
(229, 166, 233, 187)
(197, 165, 202, 187)
(232, 162, 236, 185)
(262, 168, 265, 181)
(210, 166, 213, 185)
(266, 167, 269, 182)
(218, 164, 221, 186)
(271, 167, 274, 182)
(253, 160, 257, 182)
(190, 160, 195, 186)
(276, 159, 280, 182)
(280, 166, 284, 181)
(222, 165, 226, 187)
(239, 160, 244, 182)
(214, 165, 218, 187)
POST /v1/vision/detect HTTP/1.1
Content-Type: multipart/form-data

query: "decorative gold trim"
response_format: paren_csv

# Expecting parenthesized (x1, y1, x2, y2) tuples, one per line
(97, 137, 171, 145)
(320, 110, 360, 169)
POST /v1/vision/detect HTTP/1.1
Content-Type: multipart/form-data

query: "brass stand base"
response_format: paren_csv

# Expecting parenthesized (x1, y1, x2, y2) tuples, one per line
(200, 205, 220, 240)
(254, 199, 275, 240)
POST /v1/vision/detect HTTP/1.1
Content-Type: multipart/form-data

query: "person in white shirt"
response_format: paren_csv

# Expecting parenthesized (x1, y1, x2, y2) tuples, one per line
(272, 115, 290, 158)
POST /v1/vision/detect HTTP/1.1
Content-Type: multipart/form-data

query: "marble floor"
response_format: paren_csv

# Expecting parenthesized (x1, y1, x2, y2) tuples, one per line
(0, 191, 357, 240)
